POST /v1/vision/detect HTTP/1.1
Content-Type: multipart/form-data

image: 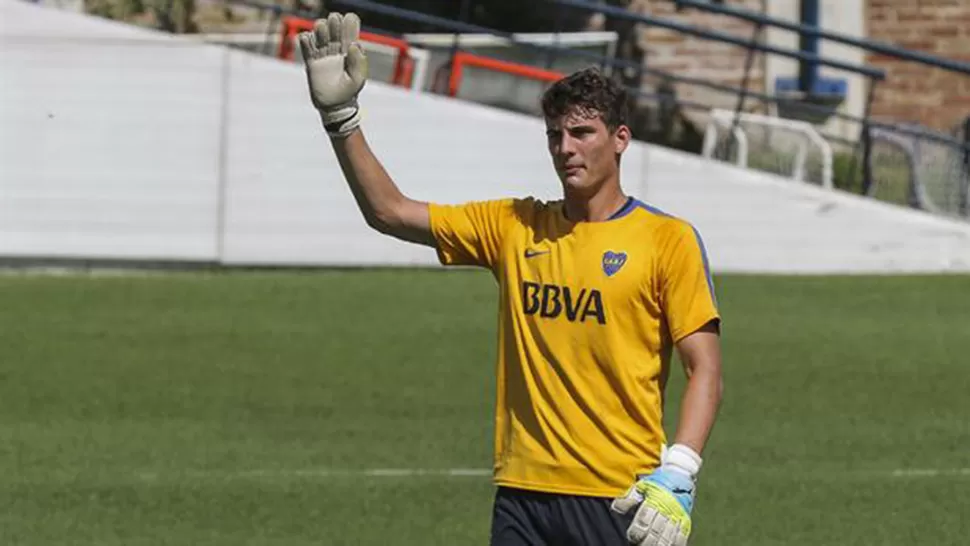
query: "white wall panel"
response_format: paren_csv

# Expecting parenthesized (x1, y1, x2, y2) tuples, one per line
(1, 1, 224, 260)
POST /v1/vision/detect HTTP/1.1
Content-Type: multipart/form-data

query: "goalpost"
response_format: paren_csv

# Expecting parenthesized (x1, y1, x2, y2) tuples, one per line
(869, 124, 970, 217)
(702, 109, 835, 190)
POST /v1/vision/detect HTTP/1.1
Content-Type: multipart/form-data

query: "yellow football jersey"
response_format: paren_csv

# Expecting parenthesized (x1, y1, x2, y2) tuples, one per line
(428, 196, 720, 498)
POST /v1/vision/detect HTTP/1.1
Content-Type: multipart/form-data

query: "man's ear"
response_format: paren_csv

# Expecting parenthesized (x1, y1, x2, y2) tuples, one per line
(613, 124, 632, 154)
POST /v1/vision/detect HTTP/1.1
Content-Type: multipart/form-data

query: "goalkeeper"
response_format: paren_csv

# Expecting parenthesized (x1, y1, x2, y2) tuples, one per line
(300, 12, 724, 546)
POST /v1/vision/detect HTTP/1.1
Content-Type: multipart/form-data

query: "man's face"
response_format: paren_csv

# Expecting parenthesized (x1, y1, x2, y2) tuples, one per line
(545, 108, 630, 194)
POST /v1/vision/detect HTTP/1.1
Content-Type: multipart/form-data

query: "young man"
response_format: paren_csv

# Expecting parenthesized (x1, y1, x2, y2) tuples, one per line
(299, 13, 723, 546)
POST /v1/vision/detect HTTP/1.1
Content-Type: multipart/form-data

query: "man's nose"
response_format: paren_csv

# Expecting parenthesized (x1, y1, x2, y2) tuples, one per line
(557, 134, 577, 156)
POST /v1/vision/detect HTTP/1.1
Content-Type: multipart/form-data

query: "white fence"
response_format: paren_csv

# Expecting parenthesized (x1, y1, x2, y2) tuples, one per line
(3, 0, 970, 273)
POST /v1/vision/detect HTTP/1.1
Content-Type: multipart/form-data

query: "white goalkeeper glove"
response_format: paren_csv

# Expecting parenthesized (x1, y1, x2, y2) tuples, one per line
(298, 12, 368, 137)
(611, 444, 703, 546)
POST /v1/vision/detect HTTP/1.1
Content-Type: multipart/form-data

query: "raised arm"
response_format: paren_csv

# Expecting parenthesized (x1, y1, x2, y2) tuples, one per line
(300, 12, 434, 246)
(330, 130, 434, 246)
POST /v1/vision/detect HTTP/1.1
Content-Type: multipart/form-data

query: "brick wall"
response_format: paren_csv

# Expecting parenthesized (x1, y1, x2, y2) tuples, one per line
(590, 0, 767, 113)
(866, 0, 970, 131)
(637, 0, 766, 110)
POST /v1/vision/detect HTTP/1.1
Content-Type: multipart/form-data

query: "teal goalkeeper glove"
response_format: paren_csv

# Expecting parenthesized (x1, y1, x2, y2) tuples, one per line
(298, 12, 368, 137)
(611, 444, 703, 546)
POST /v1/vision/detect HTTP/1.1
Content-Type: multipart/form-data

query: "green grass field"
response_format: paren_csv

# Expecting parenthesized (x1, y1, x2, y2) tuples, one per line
(2, 270, 969, 545)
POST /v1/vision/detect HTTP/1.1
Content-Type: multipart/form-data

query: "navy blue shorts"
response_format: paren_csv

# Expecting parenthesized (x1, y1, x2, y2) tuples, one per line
(489, 486, 634, 546)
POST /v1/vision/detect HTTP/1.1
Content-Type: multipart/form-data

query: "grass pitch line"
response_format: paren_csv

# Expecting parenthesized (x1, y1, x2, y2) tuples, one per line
(132, 467, 970, 482)
(245, 468, 494, 478)
(890, 468, 970, 478)
(352, 468, 492, 477)
(136, 468, 493, 481)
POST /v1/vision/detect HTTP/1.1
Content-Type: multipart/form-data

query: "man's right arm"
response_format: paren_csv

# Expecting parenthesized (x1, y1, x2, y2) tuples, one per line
(301, 13, 520, 270)
(301, 12, 435, 248)
(330, 130, 435, 247)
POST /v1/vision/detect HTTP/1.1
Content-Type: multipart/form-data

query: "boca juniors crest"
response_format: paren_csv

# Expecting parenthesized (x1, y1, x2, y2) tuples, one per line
(602, 251, 627, 277)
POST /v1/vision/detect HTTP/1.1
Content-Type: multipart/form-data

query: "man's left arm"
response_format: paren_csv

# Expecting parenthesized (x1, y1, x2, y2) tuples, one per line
(672, 319, 723, 456)
(611, 321, 722, 546)
(612, 222, 722, 546)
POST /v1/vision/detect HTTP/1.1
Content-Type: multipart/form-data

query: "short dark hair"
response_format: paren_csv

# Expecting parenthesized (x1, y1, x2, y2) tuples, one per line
(540, 67, 629, 131)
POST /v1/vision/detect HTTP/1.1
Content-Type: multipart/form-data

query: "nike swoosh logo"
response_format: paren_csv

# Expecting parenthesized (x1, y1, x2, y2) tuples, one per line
(524, 249, 550, 258)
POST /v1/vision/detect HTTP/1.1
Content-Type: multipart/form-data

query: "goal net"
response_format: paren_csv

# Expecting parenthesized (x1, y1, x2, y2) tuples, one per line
(869, 124, 970, 217)
(702, 109, 834, 189)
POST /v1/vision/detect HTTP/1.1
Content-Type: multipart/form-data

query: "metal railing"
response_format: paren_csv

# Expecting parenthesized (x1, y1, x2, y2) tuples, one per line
(225, 0, 760, 118)
(218, 0, 970, 217)
(674, 0, 970, 77)
(254, 0, 895, 125)
(553, 0, 886, 80)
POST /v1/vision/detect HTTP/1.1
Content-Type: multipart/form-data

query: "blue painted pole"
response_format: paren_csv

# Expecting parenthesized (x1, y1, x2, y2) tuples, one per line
(799, 0, 820, 95)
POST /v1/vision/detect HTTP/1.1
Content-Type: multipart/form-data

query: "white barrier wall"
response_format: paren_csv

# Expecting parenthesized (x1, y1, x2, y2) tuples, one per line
(1, 2, 224, 261)
(3, 0, 970, 273)
(644, 146, 970, 273)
